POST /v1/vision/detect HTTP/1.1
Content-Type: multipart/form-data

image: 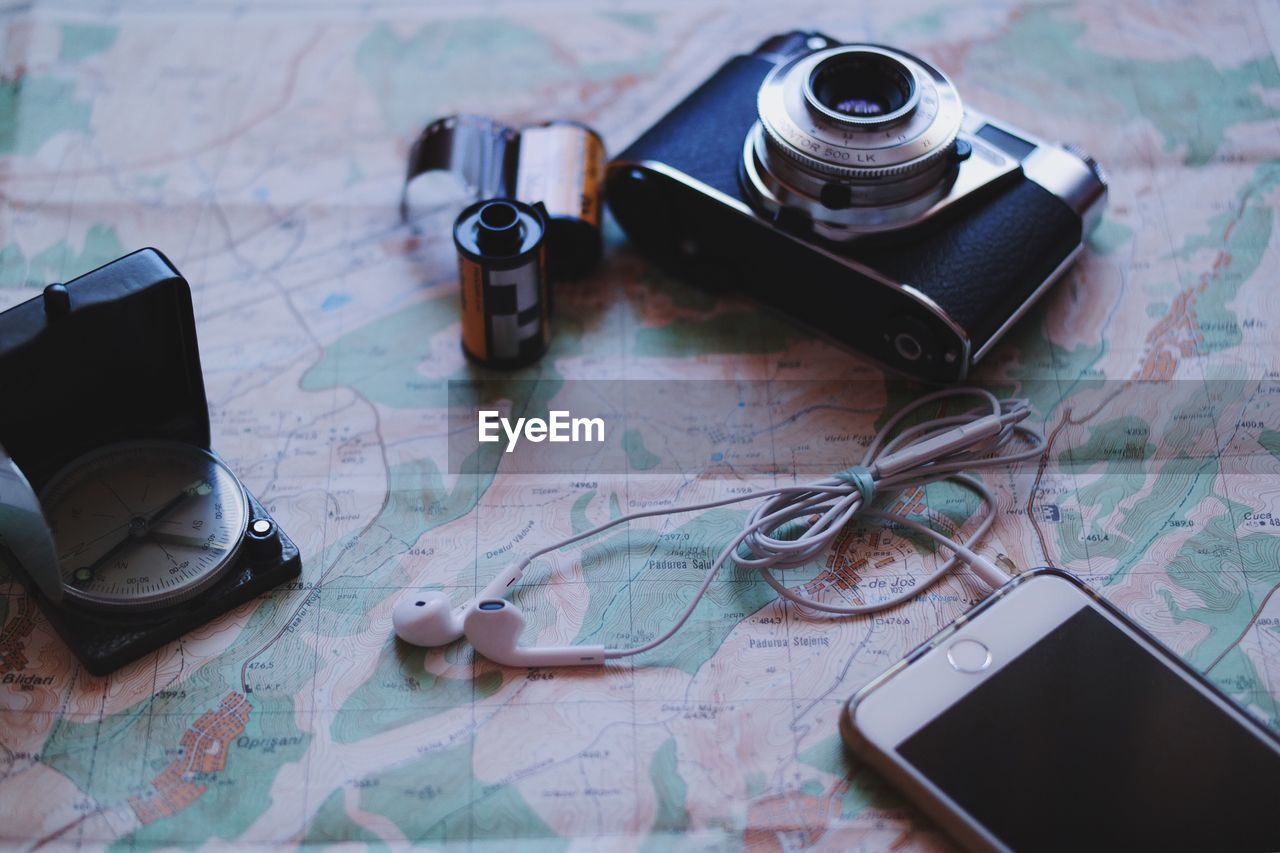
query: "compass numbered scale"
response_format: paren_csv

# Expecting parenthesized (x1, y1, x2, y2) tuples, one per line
(0, 249, 301, 675)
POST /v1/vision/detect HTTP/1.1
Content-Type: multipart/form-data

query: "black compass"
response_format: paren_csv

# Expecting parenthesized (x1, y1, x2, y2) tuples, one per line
(0, 249, 301, 675)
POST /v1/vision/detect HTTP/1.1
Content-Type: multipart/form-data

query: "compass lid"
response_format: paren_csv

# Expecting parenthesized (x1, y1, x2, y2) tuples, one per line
(0, 248, 211, 491)
(0, 441, 62, 602)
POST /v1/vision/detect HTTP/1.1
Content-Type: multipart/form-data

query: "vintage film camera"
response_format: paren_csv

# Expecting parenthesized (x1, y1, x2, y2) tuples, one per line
(607, 32, 1108, 381)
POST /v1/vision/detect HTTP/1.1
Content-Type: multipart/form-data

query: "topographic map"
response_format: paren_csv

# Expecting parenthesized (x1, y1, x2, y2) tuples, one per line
(2, 0, 1279, 849)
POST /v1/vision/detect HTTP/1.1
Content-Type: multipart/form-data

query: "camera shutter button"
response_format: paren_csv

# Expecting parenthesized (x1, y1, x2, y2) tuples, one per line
(820, 183, 853, 210)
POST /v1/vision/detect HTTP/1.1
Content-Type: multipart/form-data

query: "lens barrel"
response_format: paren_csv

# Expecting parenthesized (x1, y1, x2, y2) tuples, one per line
(807, 51, 917, 122)
(745, 44, 965, 236)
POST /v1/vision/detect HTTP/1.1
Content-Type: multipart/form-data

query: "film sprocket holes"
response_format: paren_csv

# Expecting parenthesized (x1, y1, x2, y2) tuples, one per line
(402, 115, 605, 280)
(606, 31, 1109, 382)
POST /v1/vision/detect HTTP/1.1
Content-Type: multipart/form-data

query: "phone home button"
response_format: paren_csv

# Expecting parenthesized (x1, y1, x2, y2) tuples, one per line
(946, 639, 992, 673)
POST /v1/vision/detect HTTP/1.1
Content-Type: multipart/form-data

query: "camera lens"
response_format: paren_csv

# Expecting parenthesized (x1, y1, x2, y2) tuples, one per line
(747, 44, 965, 237)
(809, 53, 914, 120)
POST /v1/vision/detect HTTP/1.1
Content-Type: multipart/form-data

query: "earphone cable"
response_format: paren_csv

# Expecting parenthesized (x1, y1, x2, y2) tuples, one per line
(513, 388, 1044, 660)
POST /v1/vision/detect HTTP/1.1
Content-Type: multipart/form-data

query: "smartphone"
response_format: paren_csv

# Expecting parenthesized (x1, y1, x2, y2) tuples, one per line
(841, 568, 1280, 852)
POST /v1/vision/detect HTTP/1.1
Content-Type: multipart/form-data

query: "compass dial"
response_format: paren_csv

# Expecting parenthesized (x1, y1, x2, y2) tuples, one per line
(41, 442, 250, 611)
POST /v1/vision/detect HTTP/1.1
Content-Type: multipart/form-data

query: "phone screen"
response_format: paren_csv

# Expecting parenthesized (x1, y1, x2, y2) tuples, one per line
(897, 605, 1280, 851)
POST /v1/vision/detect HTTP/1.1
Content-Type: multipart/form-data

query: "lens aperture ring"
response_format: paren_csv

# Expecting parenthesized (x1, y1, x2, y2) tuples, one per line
(758, 118, 958, 181)
(755, 45, 964, 192)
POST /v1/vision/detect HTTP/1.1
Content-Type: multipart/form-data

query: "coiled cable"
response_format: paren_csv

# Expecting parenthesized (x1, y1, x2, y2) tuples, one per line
(517, 387, 1044, 659)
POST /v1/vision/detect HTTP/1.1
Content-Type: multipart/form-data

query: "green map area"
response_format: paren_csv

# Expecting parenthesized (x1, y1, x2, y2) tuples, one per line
(1, 2, 1279, 849)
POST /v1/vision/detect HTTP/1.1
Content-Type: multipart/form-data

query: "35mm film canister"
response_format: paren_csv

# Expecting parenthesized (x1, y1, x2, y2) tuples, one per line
(454, 198, 551, 368)
(514, 121, 605, 279)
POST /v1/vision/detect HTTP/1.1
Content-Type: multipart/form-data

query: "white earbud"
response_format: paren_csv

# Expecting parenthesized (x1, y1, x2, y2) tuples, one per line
(393, 561, 525, 648)
(392, 389, 1044, 669)
(463, 599, 606, 667)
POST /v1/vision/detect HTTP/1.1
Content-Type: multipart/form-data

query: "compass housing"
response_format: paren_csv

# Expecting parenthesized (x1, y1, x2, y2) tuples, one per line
(0, 249, 301, 675)
(41, 442, 251, 612)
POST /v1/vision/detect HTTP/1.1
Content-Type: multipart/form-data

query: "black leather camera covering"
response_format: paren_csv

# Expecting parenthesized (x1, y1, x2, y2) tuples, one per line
(608, 51, 1082, 377)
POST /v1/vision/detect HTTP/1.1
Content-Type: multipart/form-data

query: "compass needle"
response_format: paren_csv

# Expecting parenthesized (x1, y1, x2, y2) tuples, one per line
(42, 443, 249, 610)
(148, 530, 232, 550)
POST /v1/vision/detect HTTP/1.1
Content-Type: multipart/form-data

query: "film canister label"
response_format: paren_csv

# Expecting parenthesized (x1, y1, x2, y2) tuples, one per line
(454, 199, 551, 368)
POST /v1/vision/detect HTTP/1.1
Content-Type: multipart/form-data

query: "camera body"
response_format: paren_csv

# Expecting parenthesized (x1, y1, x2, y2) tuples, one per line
(606, 32, 1107, 381)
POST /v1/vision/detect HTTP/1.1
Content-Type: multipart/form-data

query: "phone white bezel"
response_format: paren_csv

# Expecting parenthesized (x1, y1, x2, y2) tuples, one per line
(841, 569, 1280, 853)
(851, 573, 1084, 746)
